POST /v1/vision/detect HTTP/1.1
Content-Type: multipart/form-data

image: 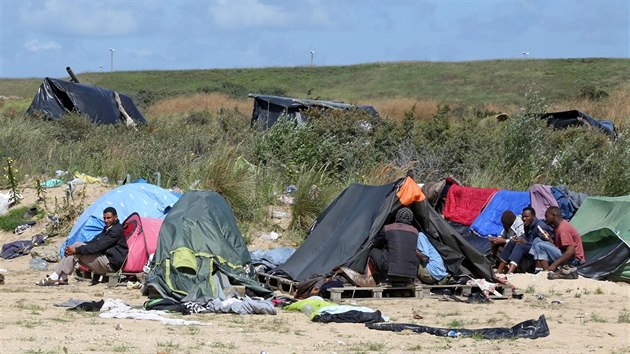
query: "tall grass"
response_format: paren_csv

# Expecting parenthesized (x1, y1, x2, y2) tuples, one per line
(146, 93, 250, 119)
(288, 165, 340, 234)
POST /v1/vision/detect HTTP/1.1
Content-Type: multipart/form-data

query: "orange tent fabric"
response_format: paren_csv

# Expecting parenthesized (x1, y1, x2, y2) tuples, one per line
(396, 177, 425, 206)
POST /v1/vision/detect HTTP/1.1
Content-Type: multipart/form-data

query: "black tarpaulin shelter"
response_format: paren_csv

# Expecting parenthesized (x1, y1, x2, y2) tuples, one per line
(541, 110, 616, 139)
(27, 77, 146, 125)
(274, 178, 494, 282)
(249, 93, 379, 129)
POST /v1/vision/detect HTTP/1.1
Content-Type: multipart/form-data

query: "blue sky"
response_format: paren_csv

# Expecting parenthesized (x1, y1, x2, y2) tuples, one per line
(0, 0, 628, 78)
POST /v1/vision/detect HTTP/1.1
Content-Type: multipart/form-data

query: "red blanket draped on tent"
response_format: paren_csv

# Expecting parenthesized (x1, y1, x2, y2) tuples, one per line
(443, 185, 499, 226)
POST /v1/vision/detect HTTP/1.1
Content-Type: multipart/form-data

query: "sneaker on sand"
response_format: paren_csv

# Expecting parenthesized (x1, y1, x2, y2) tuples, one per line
(547, 265, 578, 280)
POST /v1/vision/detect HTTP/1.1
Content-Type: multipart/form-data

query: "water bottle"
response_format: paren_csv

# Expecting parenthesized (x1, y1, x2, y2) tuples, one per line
(30, 257, 48, 271)
(301, 304, 314, 316)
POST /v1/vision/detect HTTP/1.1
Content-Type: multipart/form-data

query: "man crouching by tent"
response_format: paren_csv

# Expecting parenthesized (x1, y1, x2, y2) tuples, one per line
(368, 207, 420, 286)
(36, 207, 128, 286)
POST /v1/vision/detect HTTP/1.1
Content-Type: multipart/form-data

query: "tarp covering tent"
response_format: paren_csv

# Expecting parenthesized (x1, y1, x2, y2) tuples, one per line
(120, 213, 163, 273)
(249, 93, 379, 129)
(470, 190, 531, 237)
(541, 110, 616, 139)
(571, 196, 630, 282)
(147, 191, 270, 303)
(443, 185, 499, 226)
(61, 183, 179, 255)
(27, 77, 147, 125)
(529, 184, 558, 220)
(274, 179, 494, 283)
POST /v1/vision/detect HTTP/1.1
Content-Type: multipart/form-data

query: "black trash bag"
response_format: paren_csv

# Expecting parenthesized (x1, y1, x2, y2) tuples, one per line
(366, 314, 549, 339)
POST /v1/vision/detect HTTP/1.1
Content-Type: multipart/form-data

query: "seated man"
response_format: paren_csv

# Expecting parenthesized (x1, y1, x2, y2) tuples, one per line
(37, 207, 128, 286)
(487, 210, 524, 265)
(496, 207, 554, 275)
(416, 231, 448, 284)
(529, 206, 585, 277)
(368, 207, 420, 285)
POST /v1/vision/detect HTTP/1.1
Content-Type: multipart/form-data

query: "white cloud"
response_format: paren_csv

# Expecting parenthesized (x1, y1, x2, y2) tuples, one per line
(20, 1, 138, 36)
(23, 39, 61, 52)
(208, 0, 337, 31)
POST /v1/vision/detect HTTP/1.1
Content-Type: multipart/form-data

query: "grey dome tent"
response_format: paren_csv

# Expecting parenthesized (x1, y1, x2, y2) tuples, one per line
(274, 178, 494, 282)
(249, 93, 379, 130)
(147, 191, 270, 303)
(27, 77, 146, 125)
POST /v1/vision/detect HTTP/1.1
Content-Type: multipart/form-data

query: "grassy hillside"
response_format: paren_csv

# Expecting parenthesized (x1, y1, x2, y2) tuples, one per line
(2, 59, 629, 107)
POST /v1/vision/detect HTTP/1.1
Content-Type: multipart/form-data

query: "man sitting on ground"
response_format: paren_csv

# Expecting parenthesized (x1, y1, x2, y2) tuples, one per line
(36, 207, 128, 286)
(496, 207, 554, 275)
(416, 231, 449, 284)
(487, 210, 524, 265)
(529, 206, 585, 278)
(368, 207, 420, 285)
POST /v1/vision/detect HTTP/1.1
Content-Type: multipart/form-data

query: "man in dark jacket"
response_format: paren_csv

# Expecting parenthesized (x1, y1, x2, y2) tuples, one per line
(36, 207, 128, 286)
(496, 207, 554, 275)
(369, 207, 420, 285)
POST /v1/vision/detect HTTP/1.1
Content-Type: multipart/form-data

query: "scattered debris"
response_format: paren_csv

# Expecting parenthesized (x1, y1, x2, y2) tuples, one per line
(260, 232, 280, 241)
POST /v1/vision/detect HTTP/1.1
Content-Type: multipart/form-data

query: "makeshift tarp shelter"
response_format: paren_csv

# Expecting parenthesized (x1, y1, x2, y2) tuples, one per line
(541, 110, 616, 139)
(274, 178, 494, 283)
(249, 93, 379, 129)
(571, 196, 630, 282)
(470, 190, 530, 237)
(27, 77, 147, 125)
(550, 185, 587, 220)
(120, 213, 163, 273)
(147, 191, 270, 303)
(61, 183, 179, 255)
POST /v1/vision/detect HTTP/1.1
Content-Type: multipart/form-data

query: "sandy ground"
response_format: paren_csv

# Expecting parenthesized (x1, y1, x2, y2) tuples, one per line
(1, 185, 629, 354)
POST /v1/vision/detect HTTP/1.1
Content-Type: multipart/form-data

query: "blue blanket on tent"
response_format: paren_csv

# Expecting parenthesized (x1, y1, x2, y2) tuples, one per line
(61, 183, 180, 255)
(469, 190, 530, 237)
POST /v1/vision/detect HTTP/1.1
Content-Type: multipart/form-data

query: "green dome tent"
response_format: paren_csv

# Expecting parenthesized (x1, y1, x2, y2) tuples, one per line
(147, 191, 270, 303)
(572, 196, 630, 282)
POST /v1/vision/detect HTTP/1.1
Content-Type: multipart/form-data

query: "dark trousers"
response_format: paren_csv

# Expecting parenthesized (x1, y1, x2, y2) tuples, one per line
(368, 248, 389, 283)
(500, 242, 530, 265)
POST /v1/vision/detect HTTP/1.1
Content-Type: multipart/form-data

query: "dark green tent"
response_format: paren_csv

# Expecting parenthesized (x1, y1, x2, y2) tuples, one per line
(275, 178, 494, 282)
(572, 196, 630, 282)
(147, 191, 269, 303)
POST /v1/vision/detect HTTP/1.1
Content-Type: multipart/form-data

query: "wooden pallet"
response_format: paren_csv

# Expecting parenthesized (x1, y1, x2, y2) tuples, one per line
(328, 285, 424, 302)
(327, 284, 508, 302)
(256, 272, 299, 294)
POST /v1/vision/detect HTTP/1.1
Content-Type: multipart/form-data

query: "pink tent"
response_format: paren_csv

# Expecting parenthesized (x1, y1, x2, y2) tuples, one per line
(121, 213, 163, 273)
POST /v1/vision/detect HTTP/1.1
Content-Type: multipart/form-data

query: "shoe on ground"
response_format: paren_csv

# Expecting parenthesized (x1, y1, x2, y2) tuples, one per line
(36, 277, 67, 286)
(547, 266, 578, 280)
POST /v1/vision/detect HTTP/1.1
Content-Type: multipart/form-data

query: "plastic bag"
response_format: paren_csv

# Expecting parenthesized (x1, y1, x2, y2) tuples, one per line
(40, 179, 63, 188)
(0, 193, 9, 216)
(30, 257, 49, 271)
